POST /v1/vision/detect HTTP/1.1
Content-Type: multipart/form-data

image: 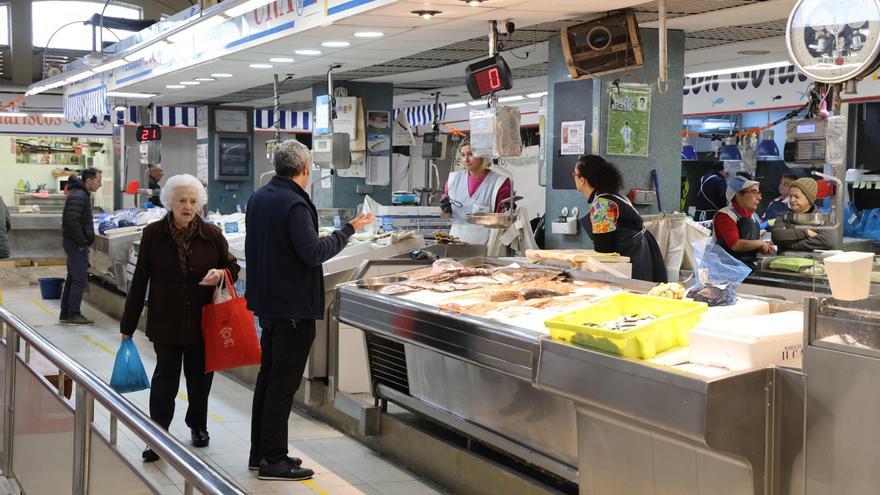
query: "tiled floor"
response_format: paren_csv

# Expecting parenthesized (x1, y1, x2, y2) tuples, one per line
(1, 286, 445, 495)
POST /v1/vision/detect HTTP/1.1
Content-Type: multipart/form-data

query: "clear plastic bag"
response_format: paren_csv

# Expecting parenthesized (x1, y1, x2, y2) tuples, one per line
(688, 239, 753, 306)
(109, 339, 150, 394)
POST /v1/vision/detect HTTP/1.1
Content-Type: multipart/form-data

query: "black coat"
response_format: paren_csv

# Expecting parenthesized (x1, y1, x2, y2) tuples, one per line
(121, 217, 240, 346)
(62, 177, 95, 248)
(148, 177, 163, 208)
(245, 176, 354, 320)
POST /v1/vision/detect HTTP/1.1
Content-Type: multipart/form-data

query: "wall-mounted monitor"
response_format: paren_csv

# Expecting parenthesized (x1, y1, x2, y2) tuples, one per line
(215, 135, 251, 181)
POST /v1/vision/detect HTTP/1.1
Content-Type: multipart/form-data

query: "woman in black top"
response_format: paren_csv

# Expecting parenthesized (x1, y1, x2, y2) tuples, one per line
(573, 155, 668, 283)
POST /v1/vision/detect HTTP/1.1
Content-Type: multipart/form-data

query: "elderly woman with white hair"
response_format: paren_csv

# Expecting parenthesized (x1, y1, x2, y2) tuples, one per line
(120, 174, 240, 462)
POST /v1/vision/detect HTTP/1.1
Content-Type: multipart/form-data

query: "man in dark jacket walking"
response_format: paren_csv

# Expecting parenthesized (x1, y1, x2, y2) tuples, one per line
(245, 140, 372, 481)
(147, 164, 164, 207)
(60, 168, 101, 324)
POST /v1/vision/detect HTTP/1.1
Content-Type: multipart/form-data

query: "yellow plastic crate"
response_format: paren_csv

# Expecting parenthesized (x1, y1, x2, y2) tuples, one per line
(545, 293, 708, 359)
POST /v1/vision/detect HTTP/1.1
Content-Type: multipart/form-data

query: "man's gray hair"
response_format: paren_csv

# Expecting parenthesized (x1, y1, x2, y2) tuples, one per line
(273, 139, 311, 177)
(160, 174, 208, 209)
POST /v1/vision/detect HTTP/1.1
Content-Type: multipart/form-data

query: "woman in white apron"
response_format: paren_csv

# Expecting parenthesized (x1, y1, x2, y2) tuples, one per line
(440, 139, 511, 245)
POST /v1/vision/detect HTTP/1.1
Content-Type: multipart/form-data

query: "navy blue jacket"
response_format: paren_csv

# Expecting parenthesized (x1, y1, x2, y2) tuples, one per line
(245, 176, 354, 320)
(62, 176, 95, 248)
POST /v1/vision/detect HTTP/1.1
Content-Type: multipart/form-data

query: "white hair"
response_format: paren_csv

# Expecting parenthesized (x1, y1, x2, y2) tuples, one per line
(160, 173, 208, 209)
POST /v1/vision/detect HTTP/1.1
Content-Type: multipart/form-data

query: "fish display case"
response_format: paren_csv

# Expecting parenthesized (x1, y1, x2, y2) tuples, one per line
(336, 258, 801, 493)
(800, 291, 880, 495)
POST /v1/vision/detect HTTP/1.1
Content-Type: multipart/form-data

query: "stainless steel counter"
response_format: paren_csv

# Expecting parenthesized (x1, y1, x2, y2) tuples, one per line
(337, 261, 803, 494)
(89, 231, 142, 292)
(7, 212, 64, 258)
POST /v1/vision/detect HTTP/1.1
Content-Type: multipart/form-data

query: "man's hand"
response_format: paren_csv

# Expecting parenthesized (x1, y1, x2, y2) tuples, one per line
(199, 268, 226, 286)
(760, 241, 775, 254)
(349, 213, 374, 232)
(806, 229, 818, 238)
(121, 334, 131, 340)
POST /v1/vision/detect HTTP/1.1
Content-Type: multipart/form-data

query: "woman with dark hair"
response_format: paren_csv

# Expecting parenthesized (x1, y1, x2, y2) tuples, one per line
(573, 155, 668, 282)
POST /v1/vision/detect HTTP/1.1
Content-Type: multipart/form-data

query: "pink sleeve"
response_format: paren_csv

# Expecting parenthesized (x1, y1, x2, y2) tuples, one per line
(442, 181, 449, 197)
(494, 179, 512, 213)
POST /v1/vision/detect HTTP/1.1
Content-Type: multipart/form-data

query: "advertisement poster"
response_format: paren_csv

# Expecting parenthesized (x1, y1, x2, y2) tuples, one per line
(607, 84, 651, 156)
(560, 120, 586, 155)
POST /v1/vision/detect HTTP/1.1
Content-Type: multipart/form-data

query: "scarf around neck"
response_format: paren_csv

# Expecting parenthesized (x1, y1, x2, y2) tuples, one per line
(167, 213, 199, 274)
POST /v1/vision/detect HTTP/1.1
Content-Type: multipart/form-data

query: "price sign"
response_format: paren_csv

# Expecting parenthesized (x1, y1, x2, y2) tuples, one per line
(465, 55, 513, 99)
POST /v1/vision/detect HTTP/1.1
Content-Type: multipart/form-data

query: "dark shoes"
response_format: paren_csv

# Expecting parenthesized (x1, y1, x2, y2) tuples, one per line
(257, 459, 314, 481)
(191, 427, 210, 448)
(142, 448, 159, 463)
(249, 455, 302, 471)
(61, 314, 94, 325)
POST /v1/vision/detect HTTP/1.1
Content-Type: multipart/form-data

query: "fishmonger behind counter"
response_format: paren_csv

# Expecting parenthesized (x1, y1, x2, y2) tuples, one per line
(771, 177, 834, 253)
(713, 176, 774, 270)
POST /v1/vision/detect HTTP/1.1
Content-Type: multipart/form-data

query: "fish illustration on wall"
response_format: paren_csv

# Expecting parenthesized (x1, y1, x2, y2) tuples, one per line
(771, 95, 783, 101)
(746, 100, 756, 106)
(711, 97, 725, 106)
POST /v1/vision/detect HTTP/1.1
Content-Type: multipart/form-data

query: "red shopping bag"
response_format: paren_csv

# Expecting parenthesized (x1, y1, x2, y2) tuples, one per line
(201, 270, 261, 372)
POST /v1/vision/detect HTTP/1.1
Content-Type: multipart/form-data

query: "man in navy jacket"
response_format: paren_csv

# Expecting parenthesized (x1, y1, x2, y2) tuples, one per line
(245, 139, 372, 481)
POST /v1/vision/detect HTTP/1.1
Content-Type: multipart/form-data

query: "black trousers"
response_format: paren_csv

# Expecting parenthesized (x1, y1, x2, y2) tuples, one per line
(250, 319, 316, 464)
(150, 343, 214, 431)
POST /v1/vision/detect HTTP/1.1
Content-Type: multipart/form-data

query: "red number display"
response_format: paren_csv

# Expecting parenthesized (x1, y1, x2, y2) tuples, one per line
(487, 67, 502, 90)
(136, 125, 161, 142)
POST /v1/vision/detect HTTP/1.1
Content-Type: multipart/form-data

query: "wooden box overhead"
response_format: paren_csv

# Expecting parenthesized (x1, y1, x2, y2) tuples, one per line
(560, 12, 644, 80)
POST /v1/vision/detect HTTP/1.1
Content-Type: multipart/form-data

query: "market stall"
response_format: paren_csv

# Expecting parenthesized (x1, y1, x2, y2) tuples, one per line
(335, 257, 806, 494)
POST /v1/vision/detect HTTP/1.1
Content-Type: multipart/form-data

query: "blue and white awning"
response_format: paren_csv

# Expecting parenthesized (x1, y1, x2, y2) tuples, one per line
(64, 85, 110, 122)
(254, 110, 311, 132)
(114, 106, 197, 127)
(394, 103, 447, 128)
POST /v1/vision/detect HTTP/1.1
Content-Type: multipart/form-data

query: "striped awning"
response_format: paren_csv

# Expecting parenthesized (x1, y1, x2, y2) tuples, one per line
(64, 85, 110, 122)
(394, 103, 447, 128)
(254, 110, 311, 132)
(114, 106, 197, 127)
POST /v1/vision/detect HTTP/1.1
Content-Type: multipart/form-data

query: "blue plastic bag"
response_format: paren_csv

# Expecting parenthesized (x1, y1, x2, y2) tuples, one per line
(860, 208, 880, 241)
(843, 202, 863, 238)
(110, 339, 150, 393)
(691, 239, 753, 288)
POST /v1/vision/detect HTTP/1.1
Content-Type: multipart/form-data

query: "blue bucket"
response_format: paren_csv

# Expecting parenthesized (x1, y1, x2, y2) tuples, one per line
(38, 277, 65, 300)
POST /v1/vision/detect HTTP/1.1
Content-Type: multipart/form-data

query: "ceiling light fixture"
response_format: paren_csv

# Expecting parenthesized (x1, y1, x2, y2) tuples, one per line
(294, 49, 322, 56)
(249, 63, 273, 69)
(180, 81, 201, 85)
(467, 100, 485, 106)
(113, 105, 126, 112)
(322, 41, 350, 48)
(446, 102, 467, 109)
(412, 10, 441, 19)
(498, 95, 524, 102)
(354, 31, 384, 38)
(463, 0, 485, 6)
(25, 86, 46, 96)
(107, 91, 157, 98)
(166, 84, 186, 89)
(41, 113, 66, 118)
(194, 77, 216, 82)
(0, 112, 28, 118)
(527, 91, 548, 98)
(211, 73, 233, 78)
(269, 57, 294, 63)
(685, 60, 790, 78)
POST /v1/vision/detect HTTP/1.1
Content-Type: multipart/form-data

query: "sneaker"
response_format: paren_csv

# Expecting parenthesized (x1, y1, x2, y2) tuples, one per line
(142, 448, 159, 463)
(64, 314, 94, 325)
(257, 460, 314, 481)
(58, 313, 68, 322)
(249, 455, 302, 471)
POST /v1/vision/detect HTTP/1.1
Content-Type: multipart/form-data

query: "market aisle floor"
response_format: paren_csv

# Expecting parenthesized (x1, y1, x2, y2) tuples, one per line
(1, 286, 446, 495)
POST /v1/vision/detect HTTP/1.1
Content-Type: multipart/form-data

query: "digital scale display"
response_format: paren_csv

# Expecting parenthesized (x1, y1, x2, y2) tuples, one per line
(136, 124, 161, 142)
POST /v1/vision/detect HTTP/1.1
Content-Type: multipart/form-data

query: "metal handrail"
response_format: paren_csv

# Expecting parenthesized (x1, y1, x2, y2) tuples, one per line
(0, 307, 246, 495)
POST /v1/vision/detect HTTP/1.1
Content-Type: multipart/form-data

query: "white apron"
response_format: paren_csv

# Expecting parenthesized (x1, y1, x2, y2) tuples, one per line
(447, 170, 505, 245)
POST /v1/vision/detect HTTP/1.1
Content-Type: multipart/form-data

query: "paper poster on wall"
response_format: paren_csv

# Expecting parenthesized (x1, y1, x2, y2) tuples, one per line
(314, 95, 331, 135)
(606, 84, 651, 156)
(337, 152, 366, 178)
(367, 111, 389, 131)
(366, 155, 390, 186)
(393, 111, 414, 146)
(321, 168, 332, 189)
(196, 142, 208, 183)
(560, 121, 586, 155)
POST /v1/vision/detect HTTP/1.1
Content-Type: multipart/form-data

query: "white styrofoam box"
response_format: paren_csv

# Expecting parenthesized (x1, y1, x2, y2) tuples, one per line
(700, 298, 770, 322)
(689, 311, 804, 371)
(375, 205, 422, 216)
